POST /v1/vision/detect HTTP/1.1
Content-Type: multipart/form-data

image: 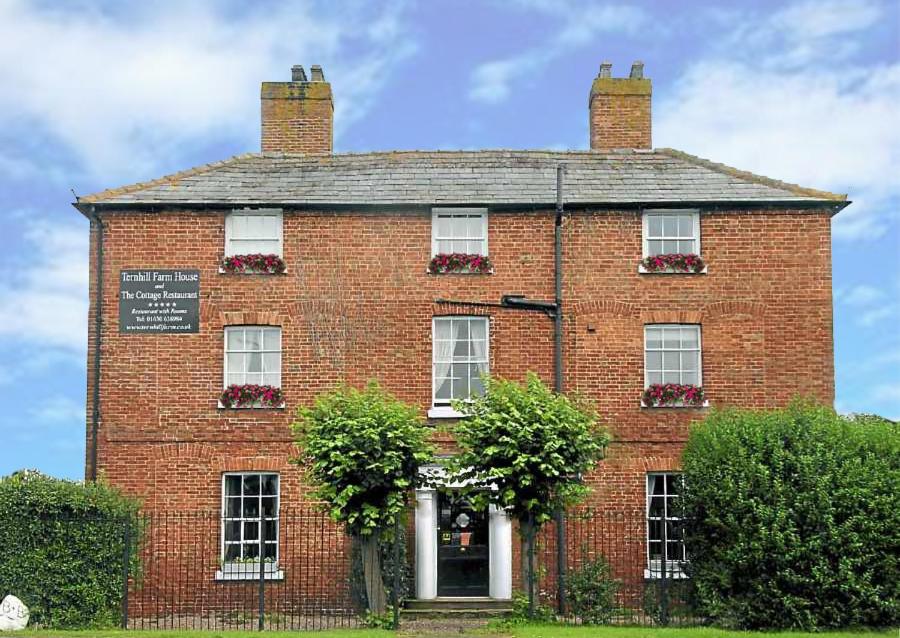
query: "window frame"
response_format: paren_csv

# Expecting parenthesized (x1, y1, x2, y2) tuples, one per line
(643, 324, 702, 388)
(225, 208, 284, 258)
(219, 471, 282, 580)
(645, 471, 688, 579)
(431, 208, 489, 257)
(223, 326, 282, 390)
(430, 316, 490, 417)
(641, 209, 700, 258)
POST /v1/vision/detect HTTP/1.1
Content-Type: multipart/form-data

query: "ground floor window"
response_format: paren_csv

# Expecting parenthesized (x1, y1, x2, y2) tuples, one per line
(646, 472, 686, 577)
(222, 472, 279, 570)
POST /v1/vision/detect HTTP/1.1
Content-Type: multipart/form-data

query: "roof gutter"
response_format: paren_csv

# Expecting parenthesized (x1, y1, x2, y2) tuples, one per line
(74, 202, 103, 482)
(76, 199, 850, 214)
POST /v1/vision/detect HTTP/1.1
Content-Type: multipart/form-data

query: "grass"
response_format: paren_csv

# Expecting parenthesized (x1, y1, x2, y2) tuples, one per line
(6, 627, 896, 638)
(6, 631, 393, 638)
(505, 627, 896, 638)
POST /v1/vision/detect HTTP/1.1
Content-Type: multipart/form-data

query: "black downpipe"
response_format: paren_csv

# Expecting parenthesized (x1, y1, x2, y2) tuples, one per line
(89, 206, 104, 481)
(554, 165, 568, 616)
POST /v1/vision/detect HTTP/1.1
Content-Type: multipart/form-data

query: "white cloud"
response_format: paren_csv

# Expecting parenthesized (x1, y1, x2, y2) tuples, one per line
(29, 395, 85, 425)
(656, 0, 899, 242)
(841, 284, 886, 306)
(0, 216, 89, 352)
(0, 1, 415, 181)
(871, 382, 900, 403)
(469, 3, 646, 104)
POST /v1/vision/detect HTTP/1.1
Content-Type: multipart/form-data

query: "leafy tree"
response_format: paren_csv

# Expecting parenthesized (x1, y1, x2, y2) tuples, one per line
(449, 373, 609, 594)
(0, 470, 142, 628)
(292, 381, 432, 614)
(681, 403, 900, 629)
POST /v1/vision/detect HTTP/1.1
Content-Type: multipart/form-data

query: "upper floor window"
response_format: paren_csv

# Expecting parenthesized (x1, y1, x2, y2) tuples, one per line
(226, 209, 283, 257)
(220, 472, 280, 579)
(432, 209, 488, 256)
(642, 211, 699, 257)
(225, 326, 281, 387)
(644, 325, 701, 387)
(646, 472, 686, 578)
(432, 317, 489, 408)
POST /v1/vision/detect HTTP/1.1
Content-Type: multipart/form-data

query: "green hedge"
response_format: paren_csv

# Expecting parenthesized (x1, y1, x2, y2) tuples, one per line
(681, 404, 899, 629)
(0, 470, 142, 629)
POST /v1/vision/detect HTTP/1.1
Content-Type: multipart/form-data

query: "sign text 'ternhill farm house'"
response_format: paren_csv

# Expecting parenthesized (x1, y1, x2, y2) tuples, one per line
(118, 269, 200, 333)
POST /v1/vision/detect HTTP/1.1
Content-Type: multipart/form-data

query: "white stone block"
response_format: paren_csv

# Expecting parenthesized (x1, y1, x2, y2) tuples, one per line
(0, 595, 29, 631)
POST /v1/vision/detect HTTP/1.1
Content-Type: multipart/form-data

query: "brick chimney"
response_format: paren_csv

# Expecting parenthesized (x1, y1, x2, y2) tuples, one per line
(261, 65, 333, 154)
(589, 61, 651, 150)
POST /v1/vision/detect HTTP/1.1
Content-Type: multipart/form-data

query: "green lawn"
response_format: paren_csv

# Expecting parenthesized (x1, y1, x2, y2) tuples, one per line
(4, 631, 393, 638)
(505, 627, 895, 638)
(6, 626, 895, 638)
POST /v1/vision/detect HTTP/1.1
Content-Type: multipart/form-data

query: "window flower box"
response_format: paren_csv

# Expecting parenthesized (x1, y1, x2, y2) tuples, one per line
(221, 254, 286, 274)
(639, 253, 706, 274)
(219, 384, 284, 409)
(428, 253, 493, 274)
(642, 383, 706, 408)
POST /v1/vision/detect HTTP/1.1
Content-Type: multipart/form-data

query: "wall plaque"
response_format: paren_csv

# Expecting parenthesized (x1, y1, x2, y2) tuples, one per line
(119, 269, 200, 333)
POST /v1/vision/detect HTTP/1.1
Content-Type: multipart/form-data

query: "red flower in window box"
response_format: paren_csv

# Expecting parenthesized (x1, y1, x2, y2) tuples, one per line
(428, 253, 493, 274)
(221, 254, 286, 274)
(220, 384, 283, 408)
(642, 383, 705, 407)
(641, 253, 705, 273)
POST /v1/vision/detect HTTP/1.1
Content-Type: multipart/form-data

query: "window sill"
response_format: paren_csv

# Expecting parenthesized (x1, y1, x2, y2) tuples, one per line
(215, 568, 284, 581)
(641, 400, 709, 409)
(218, 267, 288, 275)
(638, 265, 707, 275)
(644, 568, 689, 580)
(217, 401, 286, 410)
(427, 406, 466, 419)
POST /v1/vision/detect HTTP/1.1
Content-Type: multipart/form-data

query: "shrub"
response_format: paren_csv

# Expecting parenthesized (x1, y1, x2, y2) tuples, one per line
(681, 403, 900, 629)
(0, 470, 142, 628)
(567, 556, 620, 624)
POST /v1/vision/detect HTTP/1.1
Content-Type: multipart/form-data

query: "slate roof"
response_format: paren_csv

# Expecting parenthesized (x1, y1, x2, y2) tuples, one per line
(78, 148, 846, 207)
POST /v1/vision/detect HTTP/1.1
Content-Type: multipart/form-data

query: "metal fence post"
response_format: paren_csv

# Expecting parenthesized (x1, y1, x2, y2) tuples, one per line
(392, 516, 401, 630)
(555, 507, 566, 616)
(527, 514, 535, 619)
(659, 551, 669, 626)
(120, 516, 131, 630)
(258, 513, 266, 631)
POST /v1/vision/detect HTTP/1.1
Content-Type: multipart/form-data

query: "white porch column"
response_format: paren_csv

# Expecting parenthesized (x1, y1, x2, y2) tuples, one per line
(415, 489, 437, 600)
(488, 504, 512, 599)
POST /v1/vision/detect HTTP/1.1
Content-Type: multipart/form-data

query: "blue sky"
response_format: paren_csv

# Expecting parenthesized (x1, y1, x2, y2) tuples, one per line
(0, 0, 897, 479)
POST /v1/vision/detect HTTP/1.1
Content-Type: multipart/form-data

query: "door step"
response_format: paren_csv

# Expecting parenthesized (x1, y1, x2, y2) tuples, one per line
(404, 597, 513, 616)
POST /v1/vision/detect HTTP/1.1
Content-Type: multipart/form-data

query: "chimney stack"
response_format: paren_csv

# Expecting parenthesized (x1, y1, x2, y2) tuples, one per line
(261, 65, 333, 154)
(589, 60, 651, 151)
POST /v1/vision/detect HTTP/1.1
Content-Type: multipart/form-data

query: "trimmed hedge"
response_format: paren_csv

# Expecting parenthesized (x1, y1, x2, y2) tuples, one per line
(681, 404, 899, 629)
(0, 470, 142, 628)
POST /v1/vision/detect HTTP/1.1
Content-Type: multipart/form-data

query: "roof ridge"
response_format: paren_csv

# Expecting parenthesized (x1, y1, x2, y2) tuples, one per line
(79, 153, 260, 204)
(657, 148, 846, 201)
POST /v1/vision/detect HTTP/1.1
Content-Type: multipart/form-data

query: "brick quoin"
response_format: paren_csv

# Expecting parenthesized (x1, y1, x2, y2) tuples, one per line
(78, 61, 841, 611)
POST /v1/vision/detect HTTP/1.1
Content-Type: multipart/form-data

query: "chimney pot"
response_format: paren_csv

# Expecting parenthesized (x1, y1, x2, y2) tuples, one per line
(599, 62, 612, 78)
(630, 61, 644, 79)
(291, 65, 307, 82)
(310, 65, 325, 82)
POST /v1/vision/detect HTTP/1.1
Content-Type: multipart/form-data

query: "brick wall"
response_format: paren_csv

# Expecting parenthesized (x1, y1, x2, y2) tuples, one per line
(86, 206, 833, 601)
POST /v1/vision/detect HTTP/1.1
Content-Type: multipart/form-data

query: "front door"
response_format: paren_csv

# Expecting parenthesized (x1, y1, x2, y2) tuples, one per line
(437, 491, 489, 597)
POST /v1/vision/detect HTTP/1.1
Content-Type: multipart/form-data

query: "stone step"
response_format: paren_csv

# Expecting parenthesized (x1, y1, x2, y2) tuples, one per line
(405, 597, 513, 611)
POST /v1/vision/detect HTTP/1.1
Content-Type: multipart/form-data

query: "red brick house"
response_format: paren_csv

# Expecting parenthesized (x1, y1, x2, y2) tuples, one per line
(74, 61, 846, 609)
